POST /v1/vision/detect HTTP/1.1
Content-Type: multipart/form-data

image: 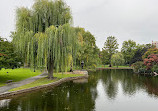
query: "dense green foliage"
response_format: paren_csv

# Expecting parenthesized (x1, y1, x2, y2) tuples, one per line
(0, 37, 22, 69)
(121, 40, 137, 65)
(75, 28, 100, 69)
(13, 0, 77, 78)
(130, 44, 152, 65)
(100, 49, 109, 65)
(132, 47, 158, 73)
(15, 0, 72, 33)
(131, 61, 144, 73)
(102, 36, 118, 67)
(111, 53, 125, 67)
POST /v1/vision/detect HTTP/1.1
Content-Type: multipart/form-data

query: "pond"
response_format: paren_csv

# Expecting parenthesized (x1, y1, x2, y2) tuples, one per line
(1, 69, 158, 111)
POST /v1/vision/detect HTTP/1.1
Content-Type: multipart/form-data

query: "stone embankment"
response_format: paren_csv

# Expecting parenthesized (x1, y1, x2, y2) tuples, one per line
(0, 71, 88, 99)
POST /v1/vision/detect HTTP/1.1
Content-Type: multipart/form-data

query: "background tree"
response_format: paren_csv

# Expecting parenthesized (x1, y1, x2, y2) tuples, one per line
(0, 37, 22, 69)
(142, 48, 158, 59)
(75, 27, 100, 69)
(111, 52, 125, 68)
(131, 61, 144, 73)
(103, 36, 118, 67)
(121, 40, 136, 65)
(13, 0, 77, 79)
(130, 44, 152, 64)
(100, 49, 109, 66)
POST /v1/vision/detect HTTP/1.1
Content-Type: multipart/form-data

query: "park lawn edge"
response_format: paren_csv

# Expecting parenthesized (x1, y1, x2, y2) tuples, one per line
(97, 65, 132, 68)
(0, 68, 42, 87)
(9, 74, 84, 92)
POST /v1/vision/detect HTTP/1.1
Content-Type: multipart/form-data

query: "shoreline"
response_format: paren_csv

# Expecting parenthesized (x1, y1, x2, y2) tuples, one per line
(96, 67, 133, 70)
(0, 71, 88, 100)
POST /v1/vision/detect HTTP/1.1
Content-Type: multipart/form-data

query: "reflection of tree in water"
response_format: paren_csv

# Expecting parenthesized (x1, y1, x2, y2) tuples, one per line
(143, 77, 158, 97)
(101, 70, 118, 100)
(120, 70, 137, 96)
(100, 69, 158, 98)
(0, 72, 99, 111)
(2, 70, 158, 111)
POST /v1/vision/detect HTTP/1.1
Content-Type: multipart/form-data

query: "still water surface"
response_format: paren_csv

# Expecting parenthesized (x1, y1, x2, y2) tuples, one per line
(1, 69, 158, 111)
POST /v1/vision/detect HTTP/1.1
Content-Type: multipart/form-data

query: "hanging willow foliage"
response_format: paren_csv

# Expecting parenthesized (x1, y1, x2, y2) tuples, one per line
(15, 0, 72, 33)
(13, 0, 77, 78)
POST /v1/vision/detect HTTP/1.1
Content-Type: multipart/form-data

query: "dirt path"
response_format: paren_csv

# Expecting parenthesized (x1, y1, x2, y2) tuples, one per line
(0, 72, 48, 94)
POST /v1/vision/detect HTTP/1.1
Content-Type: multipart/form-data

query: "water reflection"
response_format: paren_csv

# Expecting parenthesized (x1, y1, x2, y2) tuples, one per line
(0, 99, 11, 108)
(1, 69, 158, 111)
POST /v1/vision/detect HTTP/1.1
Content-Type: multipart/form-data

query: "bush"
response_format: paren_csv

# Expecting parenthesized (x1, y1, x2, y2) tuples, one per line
(152, 65, 158, 73)
(144, 54, 158, 70)
(132, 61, 144, 73)
(139, 68, 146, 73)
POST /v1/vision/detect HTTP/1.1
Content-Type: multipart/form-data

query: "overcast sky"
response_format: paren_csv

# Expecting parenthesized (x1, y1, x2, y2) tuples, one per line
(0, 0, 158, 49)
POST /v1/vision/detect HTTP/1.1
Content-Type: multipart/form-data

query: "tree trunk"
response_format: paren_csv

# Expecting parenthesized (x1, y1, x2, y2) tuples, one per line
(47, 60, 54, 79)
(109, 55, 112, 67)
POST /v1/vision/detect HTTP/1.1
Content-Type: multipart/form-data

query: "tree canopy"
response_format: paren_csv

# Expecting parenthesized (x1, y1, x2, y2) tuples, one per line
(130, 44, 152, 65)
(13, 0, 77, 78)
(75, 27, 100, 69)
(16, 0, 72, 33)
(142, 48, 158, 59)
(111, 53, 125, 67)
(0, 37, 22, 69)
(103, 36, 118, 67)
(121, 40, 136, 65)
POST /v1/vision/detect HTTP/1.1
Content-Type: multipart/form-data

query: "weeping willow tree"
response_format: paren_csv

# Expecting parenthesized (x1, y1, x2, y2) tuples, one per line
(13, 0, 77, 78)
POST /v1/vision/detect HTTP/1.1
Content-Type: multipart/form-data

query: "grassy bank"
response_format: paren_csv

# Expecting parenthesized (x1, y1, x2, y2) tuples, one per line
(9, 74, 84, 92)
(97, 65, 131, 68)
(0, 68, 41, 87)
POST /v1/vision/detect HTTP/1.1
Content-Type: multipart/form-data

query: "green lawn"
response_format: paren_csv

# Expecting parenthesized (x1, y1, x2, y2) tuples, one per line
(97, 65, 131, 68)
(9, 74, 84, 92)
(0, 68, 41, 87)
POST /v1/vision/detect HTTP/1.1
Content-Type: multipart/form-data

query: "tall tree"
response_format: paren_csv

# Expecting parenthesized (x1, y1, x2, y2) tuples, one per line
(121, 40, 136, 65)
(75, 27, 100, 69)
(103, 36, 118, 67)
(100, 49, 109, 65)
(13, 0, 77, 78)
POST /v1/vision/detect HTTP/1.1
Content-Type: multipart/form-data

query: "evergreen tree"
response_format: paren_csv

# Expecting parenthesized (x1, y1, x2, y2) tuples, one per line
(103, 36, 118, 67)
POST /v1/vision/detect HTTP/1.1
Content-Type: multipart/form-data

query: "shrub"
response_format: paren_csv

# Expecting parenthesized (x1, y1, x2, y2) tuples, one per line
(144, 54, 158, 70)
(152, 65, 158, 73)
(139, 68, 146, 73)
(132, 61, 144, 73)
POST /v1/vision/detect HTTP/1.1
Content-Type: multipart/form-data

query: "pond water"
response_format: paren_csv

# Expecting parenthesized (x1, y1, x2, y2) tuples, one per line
(1, 69, 158, 111)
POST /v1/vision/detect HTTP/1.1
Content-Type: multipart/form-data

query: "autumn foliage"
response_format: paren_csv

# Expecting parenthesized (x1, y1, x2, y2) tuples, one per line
(144, 54, 158, 69)
(143, 48, 158, 59)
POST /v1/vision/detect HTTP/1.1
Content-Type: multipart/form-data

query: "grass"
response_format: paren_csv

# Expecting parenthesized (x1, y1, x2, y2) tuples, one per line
(9, 73, 84, 92)
(97, 65, 131, 68)
(0, 68, 41, 87)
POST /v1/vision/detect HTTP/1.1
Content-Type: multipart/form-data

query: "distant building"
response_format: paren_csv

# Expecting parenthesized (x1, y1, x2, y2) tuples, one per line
(152, 41, 158, 48)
